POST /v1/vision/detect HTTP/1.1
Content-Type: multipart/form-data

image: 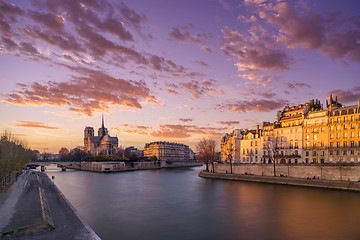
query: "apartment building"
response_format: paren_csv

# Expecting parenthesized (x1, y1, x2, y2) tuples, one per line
(220, 129, 243, 163)
(220, 98, 360, 164)
(144, 141, 194, 161)
(328, 104, 360, 163)
(239, 127, 262, 163)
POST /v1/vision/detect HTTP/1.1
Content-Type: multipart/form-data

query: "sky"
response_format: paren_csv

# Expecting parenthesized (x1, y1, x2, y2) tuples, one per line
(0, 0, 359, 153)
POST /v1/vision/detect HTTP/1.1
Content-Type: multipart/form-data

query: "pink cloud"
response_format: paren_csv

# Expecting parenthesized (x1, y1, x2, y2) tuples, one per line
(218, 121, 240, 126)
(216, 99, 287, 113)
(13, 121, 60, 129)
(179, 118, 194, 122)
(4, 66, 159, 116)
(260, 1, 360, 64)
(329, 86, 360, 104)
(221, 26, 293, 72)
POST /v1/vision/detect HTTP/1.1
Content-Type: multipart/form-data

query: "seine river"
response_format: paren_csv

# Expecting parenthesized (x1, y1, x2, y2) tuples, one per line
(46, 165, 360, 240)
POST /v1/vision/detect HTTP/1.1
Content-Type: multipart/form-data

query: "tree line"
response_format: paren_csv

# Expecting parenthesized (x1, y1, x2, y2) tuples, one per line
(58, 147, 147, 162)
(0, 131, 37, 189)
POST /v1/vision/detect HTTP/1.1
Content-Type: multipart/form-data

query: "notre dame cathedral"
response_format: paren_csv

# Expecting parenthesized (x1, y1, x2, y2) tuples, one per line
(84, 115, 118, 156)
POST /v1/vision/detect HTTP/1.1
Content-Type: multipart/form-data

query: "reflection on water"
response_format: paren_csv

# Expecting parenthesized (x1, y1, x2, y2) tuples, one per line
(46, 165, 360, 240)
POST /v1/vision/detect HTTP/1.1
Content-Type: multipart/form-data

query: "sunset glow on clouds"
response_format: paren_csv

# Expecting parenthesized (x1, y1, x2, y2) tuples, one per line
(0, 0, 359, 152)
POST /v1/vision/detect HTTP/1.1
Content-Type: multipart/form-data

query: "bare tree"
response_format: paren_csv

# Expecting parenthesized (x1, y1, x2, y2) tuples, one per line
(264, 136, 277, 176)
(196, 138, 216, 172)
(224, 141, 235, 174)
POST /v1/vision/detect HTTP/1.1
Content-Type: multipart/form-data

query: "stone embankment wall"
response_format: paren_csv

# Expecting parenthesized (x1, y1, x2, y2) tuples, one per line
(199, 171, 360, 192)
(210, 163, 360, 182)
(67, 161, 202, 173)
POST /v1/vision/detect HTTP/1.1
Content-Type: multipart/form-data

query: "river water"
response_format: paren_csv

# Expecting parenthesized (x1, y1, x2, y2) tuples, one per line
(45, 165, 360, 240)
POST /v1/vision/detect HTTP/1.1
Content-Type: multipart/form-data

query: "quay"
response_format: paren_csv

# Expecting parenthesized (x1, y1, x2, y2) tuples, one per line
(199, 171, 360, 192)
(66, 161, 203, 173)
(0, 171, 100, 239)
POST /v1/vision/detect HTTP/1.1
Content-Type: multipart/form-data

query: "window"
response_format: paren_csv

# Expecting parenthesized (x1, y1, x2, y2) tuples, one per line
(343, 142, 347, 148)
(305, 151, 309, 156)
(336, 133, 340, 139)
(336, 142, 340, 148)
(329, 150, 333, 156)
(343, 150, 347, 155)
(312, 151, 316, 156)
(350, 141, 355, 147)
(255, 141, 257, 146)
(330, 134, 334, 139)
(344, 125, 347, 130)
(351, 123, 355, 129)
(337, 117, 341, 123)
(314, 135, 317, 141)
(351, 132, 355, 138)
(330, 142, 333, 147)
(331, 118, 334, 124)
(344, 116, 348, 122)
(343, 132, 347, 138)
(330, 125, 334, 131)
(337, 125, 340, 130)
(351, 115, 355, 121)
(306, 135, 310, 140)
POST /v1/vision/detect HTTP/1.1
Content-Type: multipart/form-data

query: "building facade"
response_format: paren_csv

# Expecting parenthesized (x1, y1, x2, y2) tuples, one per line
(221, 98, 360, 164)
(144, 141, 194, 161)
(328, 104, 360, 163)
(220, 129, 243, 163)
(303, 109, 329, 163)
(84, 116, 118, 156)
(274, 104, 308, 164)
(239, 128, 262, 164)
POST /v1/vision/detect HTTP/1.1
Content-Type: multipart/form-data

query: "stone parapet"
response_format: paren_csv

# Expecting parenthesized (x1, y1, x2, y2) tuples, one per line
(199, 171, 360, 192)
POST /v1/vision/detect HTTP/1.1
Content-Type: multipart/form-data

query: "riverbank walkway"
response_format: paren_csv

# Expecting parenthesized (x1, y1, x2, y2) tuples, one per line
(0, 171, 100, 239)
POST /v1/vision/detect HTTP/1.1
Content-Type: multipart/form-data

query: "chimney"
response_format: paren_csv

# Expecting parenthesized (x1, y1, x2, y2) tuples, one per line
(256, 125, 259, 133)
(358, 100, 360, 108)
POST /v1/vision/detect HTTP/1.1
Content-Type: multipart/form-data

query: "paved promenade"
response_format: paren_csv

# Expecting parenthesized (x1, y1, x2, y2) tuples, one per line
(0, 171, 100, 239)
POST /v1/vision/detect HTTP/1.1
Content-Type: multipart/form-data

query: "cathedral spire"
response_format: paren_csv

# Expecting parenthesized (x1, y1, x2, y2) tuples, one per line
(99, 113, 108, 137)
(102, 113, 104, 129)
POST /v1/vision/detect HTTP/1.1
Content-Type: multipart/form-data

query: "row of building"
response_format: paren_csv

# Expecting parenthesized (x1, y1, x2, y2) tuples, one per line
(221, 98, 360, 164)
(83, 116, 195, 161)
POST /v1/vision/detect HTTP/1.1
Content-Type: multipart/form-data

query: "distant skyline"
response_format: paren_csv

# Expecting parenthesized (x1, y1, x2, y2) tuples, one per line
(0, 0, 359, 153)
